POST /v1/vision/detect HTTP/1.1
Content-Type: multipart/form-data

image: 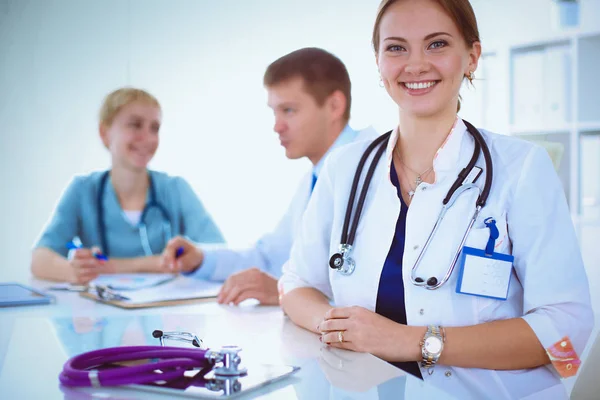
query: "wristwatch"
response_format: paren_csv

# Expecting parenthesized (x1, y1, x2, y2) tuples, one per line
(420, 325, 444, 375)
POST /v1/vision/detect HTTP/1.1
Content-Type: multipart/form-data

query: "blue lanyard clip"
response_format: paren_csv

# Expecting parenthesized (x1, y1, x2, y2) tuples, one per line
(484, 217, 499, 256)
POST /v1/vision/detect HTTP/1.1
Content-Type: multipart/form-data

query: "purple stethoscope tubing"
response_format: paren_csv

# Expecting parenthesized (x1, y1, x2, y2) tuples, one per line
(59, 346, 211, 387)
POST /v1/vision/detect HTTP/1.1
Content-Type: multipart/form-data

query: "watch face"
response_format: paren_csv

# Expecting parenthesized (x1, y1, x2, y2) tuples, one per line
(425, 337, 442, 354)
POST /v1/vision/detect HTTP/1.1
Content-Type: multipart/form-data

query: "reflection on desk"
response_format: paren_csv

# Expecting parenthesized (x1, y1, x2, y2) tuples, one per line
(52, 315, 162, 356)
(0, 282, 574, 399)
(0, 304, 453, 399)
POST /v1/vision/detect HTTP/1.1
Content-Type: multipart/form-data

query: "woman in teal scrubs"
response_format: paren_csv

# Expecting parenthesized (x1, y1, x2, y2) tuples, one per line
(31, 87, 224, 284)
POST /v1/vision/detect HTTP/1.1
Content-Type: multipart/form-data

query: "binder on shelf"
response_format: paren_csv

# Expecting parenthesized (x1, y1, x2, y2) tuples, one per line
(543, 44, 571, 127)
(512, 49, 545, 129)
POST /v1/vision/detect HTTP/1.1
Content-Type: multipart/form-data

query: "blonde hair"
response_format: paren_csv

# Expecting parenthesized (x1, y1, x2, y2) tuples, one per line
(99, 87, 160, 126)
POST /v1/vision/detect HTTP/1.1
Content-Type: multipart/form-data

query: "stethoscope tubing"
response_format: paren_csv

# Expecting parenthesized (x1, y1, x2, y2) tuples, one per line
(341, 132, 391, 245)
(97, 170, 172, 256)
(59, 346, 210, 387)
(346, 135, 390, 246)
(332, 120, 494, 290)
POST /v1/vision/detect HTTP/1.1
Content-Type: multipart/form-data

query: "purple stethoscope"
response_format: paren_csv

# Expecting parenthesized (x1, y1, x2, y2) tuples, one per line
(59, 330, 247, 393)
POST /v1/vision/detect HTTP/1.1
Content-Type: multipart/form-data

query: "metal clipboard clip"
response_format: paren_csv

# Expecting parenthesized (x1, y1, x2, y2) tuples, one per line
(90, 284, 130, 301)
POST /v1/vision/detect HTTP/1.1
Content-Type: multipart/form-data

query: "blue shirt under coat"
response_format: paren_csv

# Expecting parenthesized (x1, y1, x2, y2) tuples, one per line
(35, 170, 225, 257)
(376, 160, 423, 379)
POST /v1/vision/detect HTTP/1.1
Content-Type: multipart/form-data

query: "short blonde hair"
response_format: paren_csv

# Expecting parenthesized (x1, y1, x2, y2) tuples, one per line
(99, 87, 160, 126)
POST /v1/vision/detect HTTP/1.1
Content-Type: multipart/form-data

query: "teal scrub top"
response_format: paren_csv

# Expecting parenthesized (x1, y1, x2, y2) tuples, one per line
(35, 170, 225, 257)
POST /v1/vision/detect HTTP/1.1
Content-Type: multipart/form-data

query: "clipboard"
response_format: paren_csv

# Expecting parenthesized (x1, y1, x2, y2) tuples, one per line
(80, 276, 222, 309)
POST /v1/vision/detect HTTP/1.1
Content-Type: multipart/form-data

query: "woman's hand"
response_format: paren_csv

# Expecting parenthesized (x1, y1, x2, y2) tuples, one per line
(317, 306, 424, 362)
(68, 247, 113, 284)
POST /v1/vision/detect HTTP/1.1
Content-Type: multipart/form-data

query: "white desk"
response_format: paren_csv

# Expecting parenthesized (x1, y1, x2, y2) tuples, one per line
(0, 279, 457, 400)
(0, 278, 572, 399)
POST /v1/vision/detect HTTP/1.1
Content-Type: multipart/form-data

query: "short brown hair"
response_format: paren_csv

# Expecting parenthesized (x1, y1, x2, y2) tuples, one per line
(263, 47, 351, 122)
(372, 0, 480, 53)
(99, 87, 160, 127)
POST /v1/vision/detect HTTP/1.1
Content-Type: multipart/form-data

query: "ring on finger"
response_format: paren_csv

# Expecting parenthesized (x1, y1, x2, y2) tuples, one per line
(338, 331, 344, 343)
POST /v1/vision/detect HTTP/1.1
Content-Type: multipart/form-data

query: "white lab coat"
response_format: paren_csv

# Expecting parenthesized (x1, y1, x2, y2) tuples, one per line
(280, 119, 594, 399)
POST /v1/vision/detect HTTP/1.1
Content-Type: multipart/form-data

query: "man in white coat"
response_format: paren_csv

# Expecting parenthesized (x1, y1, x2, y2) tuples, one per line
(161, 47, 375, 305)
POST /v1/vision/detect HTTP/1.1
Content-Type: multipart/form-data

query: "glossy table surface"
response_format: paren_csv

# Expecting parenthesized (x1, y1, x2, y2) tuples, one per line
(0, 279, 456, 400)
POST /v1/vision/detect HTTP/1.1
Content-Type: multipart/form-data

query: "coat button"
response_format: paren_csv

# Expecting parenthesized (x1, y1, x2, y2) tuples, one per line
(445, 371, 452, 377)
(413, 245, 419, 250)
(419, 309, 424, 315)
(421, 186, 427, 191)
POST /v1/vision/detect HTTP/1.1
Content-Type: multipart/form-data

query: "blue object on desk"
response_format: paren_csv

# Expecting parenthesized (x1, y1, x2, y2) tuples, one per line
(66, 241, 108, 261)
(0, 283, 55, 307)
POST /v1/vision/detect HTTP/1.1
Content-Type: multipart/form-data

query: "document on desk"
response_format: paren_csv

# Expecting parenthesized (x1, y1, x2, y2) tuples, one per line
(121, 277, 222, 305)
(79, 276, 222, 308)
(91, 273, 176, 290)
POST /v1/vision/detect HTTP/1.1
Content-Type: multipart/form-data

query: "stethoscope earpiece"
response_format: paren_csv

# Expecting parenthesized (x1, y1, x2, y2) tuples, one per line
(426, 277, 438, 287)
(414, 277, 439, 287)
(153, 329, 203, 348)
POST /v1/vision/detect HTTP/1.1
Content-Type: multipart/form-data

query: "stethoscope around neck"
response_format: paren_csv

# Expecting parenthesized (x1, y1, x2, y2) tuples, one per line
(97, 170, 173, 257)
(328, 120, 493, 290)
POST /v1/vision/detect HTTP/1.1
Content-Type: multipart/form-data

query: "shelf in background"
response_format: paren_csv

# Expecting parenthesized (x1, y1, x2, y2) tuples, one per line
(577, 31, 600, 41)
(580, 122, 600, 135)
(508, 30, 600, 53)
(510, 37, 571, 53)
(509, 125, 571, 136)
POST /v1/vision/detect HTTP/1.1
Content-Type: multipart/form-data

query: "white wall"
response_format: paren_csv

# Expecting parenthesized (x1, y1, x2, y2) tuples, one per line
(0, 0, 389, 282)
(1, 0, 598, 283)
(461, 0, 600, 132)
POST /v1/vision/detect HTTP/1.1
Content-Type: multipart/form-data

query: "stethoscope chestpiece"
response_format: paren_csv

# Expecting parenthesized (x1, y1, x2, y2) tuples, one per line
(207, 345, 248, 377)
(329, 253, 344, 269)
(329, 244, 355, 275)
(205, 377, 242, 396)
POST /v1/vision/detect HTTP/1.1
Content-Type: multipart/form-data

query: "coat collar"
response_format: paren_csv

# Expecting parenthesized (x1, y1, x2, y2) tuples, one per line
(384, 117, 467, 185)
(313, 124, 358, 179)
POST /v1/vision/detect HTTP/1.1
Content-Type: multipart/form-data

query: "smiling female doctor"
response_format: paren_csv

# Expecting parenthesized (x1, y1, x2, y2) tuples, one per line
(278, 0, 594, 398)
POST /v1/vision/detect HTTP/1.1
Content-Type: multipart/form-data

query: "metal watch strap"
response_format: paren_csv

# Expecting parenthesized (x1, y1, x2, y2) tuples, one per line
(420, 325, 444, 373)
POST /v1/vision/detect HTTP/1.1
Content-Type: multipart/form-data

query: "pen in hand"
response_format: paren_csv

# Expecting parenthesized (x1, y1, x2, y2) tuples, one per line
(172, 246, 185, 273)
(66, 241, 109, 261)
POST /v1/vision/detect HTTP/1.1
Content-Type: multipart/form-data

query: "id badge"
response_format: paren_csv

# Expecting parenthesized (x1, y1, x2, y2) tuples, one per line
(455, 246, 514, 300)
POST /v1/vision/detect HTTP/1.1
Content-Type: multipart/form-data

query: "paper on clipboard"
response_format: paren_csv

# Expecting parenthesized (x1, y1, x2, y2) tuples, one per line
(80, 276, 222, 308)
(91, 273, 176, 290)
(121, 277, 222, 305)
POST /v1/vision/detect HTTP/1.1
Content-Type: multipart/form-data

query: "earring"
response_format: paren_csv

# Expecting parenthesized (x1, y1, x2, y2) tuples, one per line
(466, 71, 475, 83)
(379, 76, 384, 88)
